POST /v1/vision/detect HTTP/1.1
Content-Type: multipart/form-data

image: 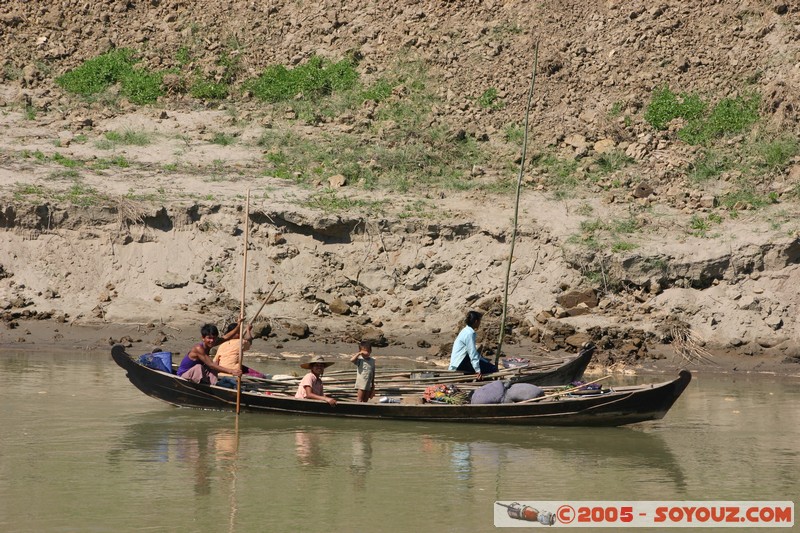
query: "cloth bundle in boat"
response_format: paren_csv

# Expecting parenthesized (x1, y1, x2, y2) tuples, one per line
(138, 351, 173, 374)
(470, 380, 508, 404)
(503, 383, 544, 403)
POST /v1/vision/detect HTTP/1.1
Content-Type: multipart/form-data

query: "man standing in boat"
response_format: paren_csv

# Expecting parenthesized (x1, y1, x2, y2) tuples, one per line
(177, 323, 243, 384)
(449, 311, 498, 378)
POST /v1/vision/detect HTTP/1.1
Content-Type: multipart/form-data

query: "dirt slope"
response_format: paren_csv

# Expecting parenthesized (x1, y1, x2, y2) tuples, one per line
(0, 1, 799, 373)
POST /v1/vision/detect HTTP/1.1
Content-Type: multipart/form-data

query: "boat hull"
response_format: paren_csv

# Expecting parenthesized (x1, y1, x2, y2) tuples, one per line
(112, 345, 690, 427)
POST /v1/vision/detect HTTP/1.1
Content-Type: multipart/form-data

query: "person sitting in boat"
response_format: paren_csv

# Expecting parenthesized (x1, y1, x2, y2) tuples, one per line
(177, 323, 243, 385)
(350, 340, 376, 402)
(295, 355, 337, 406)
(213, 322, 266, 379)
(449, 310, 498, 379)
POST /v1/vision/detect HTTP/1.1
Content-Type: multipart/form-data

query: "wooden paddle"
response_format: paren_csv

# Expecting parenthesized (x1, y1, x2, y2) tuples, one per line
(236, 189, 250, 415)
(518, 375, 612, 404)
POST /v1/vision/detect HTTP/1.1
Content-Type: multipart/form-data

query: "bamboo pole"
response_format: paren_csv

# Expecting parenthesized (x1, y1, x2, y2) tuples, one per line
(247, 282, 279, 327)
(236, 190, 250, 415)
(496, 41, 540, 366)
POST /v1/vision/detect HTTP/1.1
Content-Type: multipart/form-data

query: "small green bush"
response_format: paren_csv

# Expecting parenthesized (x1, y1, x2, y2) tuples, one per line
(302, 190, 379, 212)
(190, 79, 229, 100)
(105, 130, 151, 146)
(612, 217, 639, 234)
(52, 153, 81, 167)
(211, 133, 236, 146)
(361, 78, 394, 102)
(56, 49, 137, 96)
(679, 94, 759, 144)
(720, 188, 777, 211)
(175, 46, 191, 66)
(753, 135, 799, 171)
(611, 241, 637, 253)
(120, 69, 164, 104)
(246, 56, 358, 103)
(57, 48, 167, 105)
(504, 123, 525, 144)
(645, 86, 706, 130)
(477, 87, 504, 110)
(688, 149, 730, 182)
(596, 150, 634, 174)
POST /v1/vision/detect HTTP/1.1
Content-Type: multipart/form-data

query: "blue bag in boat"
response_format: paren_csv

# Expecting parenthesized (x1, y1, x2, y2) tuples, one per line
(138, 351, 173, 374)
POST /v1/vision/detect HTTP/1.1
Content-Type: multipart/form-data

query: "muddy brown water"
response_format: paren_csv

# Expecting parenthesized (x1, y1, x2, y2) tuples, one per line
(1, 350, 797, 532)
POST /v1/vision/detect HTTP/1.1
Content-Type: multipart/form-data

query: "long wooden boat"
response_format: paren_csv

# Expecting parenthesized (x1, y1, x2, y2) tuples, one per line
(112, 344, 691, 427)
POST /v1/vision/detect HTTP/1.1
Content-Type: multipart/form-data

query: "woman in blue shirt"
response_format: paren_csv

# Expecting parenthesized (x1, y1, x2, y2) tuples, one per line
(448, 311, 498, 378)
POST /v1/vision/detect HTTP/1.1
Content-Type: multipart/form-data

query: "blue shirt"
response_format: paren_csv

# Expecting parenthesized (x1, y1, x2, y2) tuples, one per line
(449, 326, 481, 372)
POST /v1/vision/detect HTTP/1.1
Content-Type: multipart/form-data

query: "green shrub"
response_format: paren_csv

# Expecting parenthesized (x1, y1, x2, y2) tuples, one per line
(56, 49, 137, 96)
(52, 153, 81, 167)
(190, 79, 229, 100)
(646, 86, 762, 145)
(477, 87, 504, 110)
(753, 135, 799, 171)
(611, 241, 638, 253)
(596, 150, 634, 174)
(644, 86, 706, 130)
(57, 48, 168, 105)
(688, 149, 730, 182)
(13, 183, 47, 201)
(246, 56, 358, 103)
(211, 133, 236, 146)
(609, 102, 624, 117)
(62, 183, 102, 207)
(120, 69, 164, 104)
(176, 46, 191, 66)
(105, 129, 151, 146)
(504, 123, 525, 144)
(302, 190, 379, 212)
(361, 78, 394, 102)
(679, 94, 759, 144)
(612, 217, 639, 234)
(720, 188, 777, 211)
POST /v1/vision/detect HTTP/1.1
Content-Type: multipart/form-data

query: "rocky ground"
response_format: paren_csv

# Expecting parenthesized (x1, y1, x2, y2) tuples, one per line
(0, 1, 799, 377)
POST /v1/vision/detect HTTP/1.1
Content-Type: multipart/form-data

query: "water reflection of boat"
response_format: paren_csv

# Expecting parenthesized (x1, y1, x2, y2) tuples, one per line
(109, 410, 686, 491)
(112, 345, 691, 427)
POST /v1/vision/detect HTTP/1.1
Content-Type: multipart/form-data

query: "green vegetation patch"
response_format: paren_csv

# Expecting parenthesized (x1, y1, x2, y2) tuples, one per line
(301, 190, 384, 213)
(645, 86, 706, 130)
(104, 129, 151, 146)
(56, 49, 138, 96)
(645, 86, 760, 145)
(688, 213, 724, 238)
(56, 48, 165, 104)
(477, 87, 504, 110)
(246, 56, 358, 103)
(190, 79, 229, 100)
(259, 118, 485, 193)
(568, 216, 642, 252)
(678, 94, 760, 145)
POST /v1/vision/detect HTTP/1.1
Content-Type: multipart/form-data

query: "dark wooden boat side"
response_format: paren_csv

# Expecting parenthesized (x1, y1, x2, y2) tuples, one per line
(510, 343, 594, 386)
(112, 345, 690, 427)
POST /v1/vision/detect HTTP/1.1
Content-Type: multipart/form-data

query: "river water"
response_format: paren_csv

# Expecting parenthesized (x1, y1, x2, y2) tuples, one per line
(0, 350, 797, 532)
